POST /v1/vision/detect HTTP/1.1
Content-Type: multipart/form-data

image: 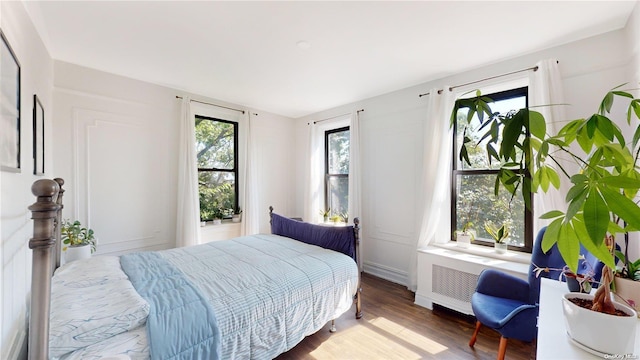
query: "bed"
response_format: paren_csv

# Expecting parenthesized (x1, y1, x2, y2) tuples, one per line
(27, 178, 362, 360)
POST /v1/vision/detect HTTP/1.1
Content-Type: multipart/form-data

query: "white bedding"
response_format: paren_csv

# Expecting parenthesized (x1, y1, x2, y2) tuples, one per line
(52, 234, 359, 359)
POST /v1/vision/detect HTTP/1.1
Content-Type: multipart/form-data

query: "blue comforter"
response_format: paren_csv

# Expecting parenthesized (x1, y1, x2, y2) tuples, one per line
(120, 252, 220, 360)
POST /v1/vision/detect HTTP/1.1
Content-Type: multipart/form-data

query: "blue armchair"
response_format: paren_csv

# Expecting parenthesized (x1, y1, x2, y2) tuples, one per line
(468, 227, 606, 360)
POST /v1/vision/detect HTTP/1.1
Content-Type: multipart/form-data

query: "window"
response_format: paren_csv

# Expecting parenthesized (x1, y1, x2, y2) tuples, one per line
(195, 115, 238, 221)
(451, 87, 533, 252)
(325, 126, 349, 221)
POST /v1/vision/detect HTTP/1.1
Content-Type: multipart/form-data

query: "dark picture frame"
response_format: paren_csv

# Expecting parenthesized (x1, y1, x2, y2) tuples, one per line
(0, 29, 21, 172)
(33, 94, 44, 175)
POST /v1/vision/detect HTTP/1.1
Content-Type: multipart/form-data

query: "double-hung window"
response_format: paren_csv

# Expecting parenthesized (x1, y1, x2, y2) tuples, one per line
(195, 115, 238, 221)
(325, 126, 350, 221)
(451, 87, 533, 252)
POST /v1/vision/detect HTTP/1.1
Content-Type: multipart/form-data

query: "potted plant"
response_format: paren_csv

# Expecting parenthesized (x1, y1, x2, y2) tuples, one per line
(319, 208, 331, 223)
(453, 85, 640, 354)
(61, 219, 96, 262)
(456, 221, 475, 248)
(533, 255, 597, 293)
(232, 207, 242, 223)
(484, 221, 509, 254)
(614, 232, 640, 316)
(212, 207, 225, 225)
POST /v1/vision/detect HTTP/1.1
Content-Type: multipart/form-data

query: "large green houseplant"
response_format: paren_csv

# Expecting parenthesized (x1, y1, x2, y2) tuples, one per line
(452, 84, 640, 314)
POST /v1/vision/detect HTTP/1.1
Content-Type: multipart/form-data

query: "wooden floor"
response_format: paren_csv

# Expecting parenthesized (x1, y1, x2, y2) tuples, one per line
(276, 273, 534, 360)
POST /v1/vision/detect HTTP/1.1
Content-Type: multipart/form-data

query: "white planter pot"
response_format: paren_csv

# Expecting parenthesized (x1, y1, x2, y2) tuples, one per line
(212, 219, 222, 225)
(562, 292, 637, 356)
(65, 245, 92, 263)
(457, 233, 471, 248)
(232, 214, 241, 223)
(494, 242, 507, 254)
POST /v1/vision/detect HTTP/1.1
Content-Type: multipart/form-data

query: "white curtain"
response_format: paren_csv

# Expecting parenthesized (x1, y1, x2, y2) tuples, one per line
(529, 59, 567, 233)
(241, 112, 260, 235)
(176, 97, 201, 247)
(348, 110, 363, 270)
(409, 88, 454, 291)
(304, 123, 322, 223)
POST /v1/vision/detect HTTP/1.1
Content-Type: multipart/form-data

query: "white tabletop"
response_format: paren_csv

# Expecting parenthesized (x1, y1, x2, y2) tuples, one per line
(537, 277, 640, 359)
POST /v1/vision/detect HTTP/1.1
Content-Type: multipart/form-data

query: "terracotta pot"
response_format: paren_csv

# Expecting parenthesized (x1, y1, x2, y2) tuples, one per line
(562, 292, 637, 355)
(614, 276, 640, 317)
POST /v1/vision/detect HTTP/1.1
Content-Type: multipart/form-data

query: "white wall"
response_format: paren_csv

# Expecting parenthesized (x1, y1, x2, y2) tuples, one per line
(0, 2, 54, 359)
(53, 62, 296, 251)
(295, 27, 636, 286)
(53, 61, 180, 255)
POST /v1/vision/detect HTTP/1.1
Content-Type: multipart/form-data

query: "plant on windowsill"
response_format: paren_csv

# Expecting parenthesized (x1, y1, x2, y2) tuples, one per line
(455, 221, 476, 248)
(61, 219, 96, 262)
(211, 207, 226, 225)
(232, 207, 242, 223)
(453, 85, 640, 354)
(484, 221, 509, 254)
(319, 208, 331, 223)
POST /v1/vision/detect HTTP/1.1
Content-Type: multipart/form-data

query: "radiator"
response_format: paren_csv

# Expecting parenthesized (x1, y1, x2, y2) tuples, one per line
(415, 246, 529, 315)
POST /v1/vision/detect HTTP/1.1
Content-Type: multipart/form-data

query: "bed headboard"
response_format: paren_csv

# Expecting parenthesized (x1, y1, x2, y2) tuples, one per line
(28, 178, 64, 360)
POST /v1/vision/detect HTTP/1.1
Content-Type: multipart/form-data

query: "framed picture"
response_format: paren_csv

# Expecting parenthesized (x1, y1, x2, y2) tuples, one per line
(0, 30, 21, 172)
(33, 94, 44, 175)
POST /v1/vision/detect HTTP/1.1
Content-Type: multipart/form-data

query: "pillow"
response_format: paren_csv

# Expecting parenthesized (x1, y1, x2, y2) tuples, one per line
(53, 256, 128, 287)
(49, 257, 150, 358)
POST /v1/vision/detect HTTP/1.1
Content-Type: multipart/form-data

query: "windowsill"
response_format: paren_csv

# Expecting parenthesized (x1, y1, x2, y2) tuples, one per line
(421, 241, 532, 265)
(201, 220, 241, 229)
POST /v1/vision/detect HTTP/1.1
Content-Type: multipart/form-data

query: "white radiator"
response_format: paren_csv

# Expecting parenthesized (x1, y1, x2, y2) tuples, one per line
(415, 246, 529, 315)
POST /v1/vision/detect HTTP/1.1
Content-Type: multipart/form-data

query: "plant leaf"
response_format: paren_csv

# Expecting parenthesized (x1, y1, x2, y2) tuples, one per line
(557, 222, 581, 273)
(600, 175, 640, 189)
(572, 218, 616, 268)
(601, 187, 640, 232)
(582, 187, 608, 248)
(529, 110, 546, 139)
(539, 210, 564, 219)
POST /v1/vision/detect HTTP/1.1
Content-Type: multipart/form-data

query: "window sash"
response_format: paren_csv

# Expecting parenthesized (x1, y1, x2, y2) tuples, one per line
(450, 87, 533, 253)
(195, 115, 239, 221)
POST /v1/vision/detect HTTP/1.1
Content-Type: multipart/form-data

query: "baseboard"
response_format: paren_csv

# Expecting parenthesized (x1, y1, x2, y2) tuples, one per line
(414, 293, 434, 309)
(363, 261, 408, 286)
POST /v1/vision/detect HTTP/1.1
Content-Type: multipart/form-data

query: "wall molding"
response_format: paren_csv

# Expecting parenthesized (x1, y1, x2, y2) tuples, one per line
(363, 260, 408, 287)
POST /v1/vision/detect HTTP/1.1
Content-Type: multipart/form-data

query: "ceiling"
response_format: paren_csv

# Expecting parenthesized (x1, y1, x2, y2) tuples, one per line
(24, 1, 638, 118)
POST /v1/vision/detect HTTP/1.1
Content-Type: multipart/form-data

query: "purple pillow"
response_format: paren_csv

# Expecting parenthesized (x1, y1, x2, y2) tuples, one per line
(270, 213, 356, 261)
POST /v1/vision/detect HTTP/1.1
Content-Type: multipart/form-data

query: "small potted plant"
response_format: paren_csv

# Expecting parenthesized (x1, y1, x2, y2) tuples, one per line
(456, 221, 475, 248)
(232, 207, 242, 223)
(319, 208, 330, 223)
(484, 221, 509, 254)
(61, 219, 96, 262)
(212, 207, 225, 225)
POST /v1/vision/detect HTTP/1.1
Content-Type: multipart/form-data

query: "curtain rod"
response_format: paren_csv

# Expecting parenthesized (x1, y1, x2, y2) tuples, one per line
(418, 62, 558, 98)
(308, 109, 365, 125)
(176, 95, 245, 114)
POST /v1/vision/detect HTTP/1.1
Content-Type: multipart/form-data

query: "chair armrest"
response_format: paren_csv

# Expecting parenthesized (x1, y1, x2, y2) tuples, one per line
(476, 269, 531, 303)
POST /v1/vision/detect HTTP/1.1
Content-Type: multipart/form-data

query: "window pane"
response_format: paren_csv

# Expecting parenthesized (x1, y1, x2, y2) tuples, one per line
(328, 130, 350, 174)
(456, 96, 526, 170)
(195, 118, 235, 170)
(456, 174, 525, 247)
(327, 176, 349, 218)
(198, 171, 236, 221)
